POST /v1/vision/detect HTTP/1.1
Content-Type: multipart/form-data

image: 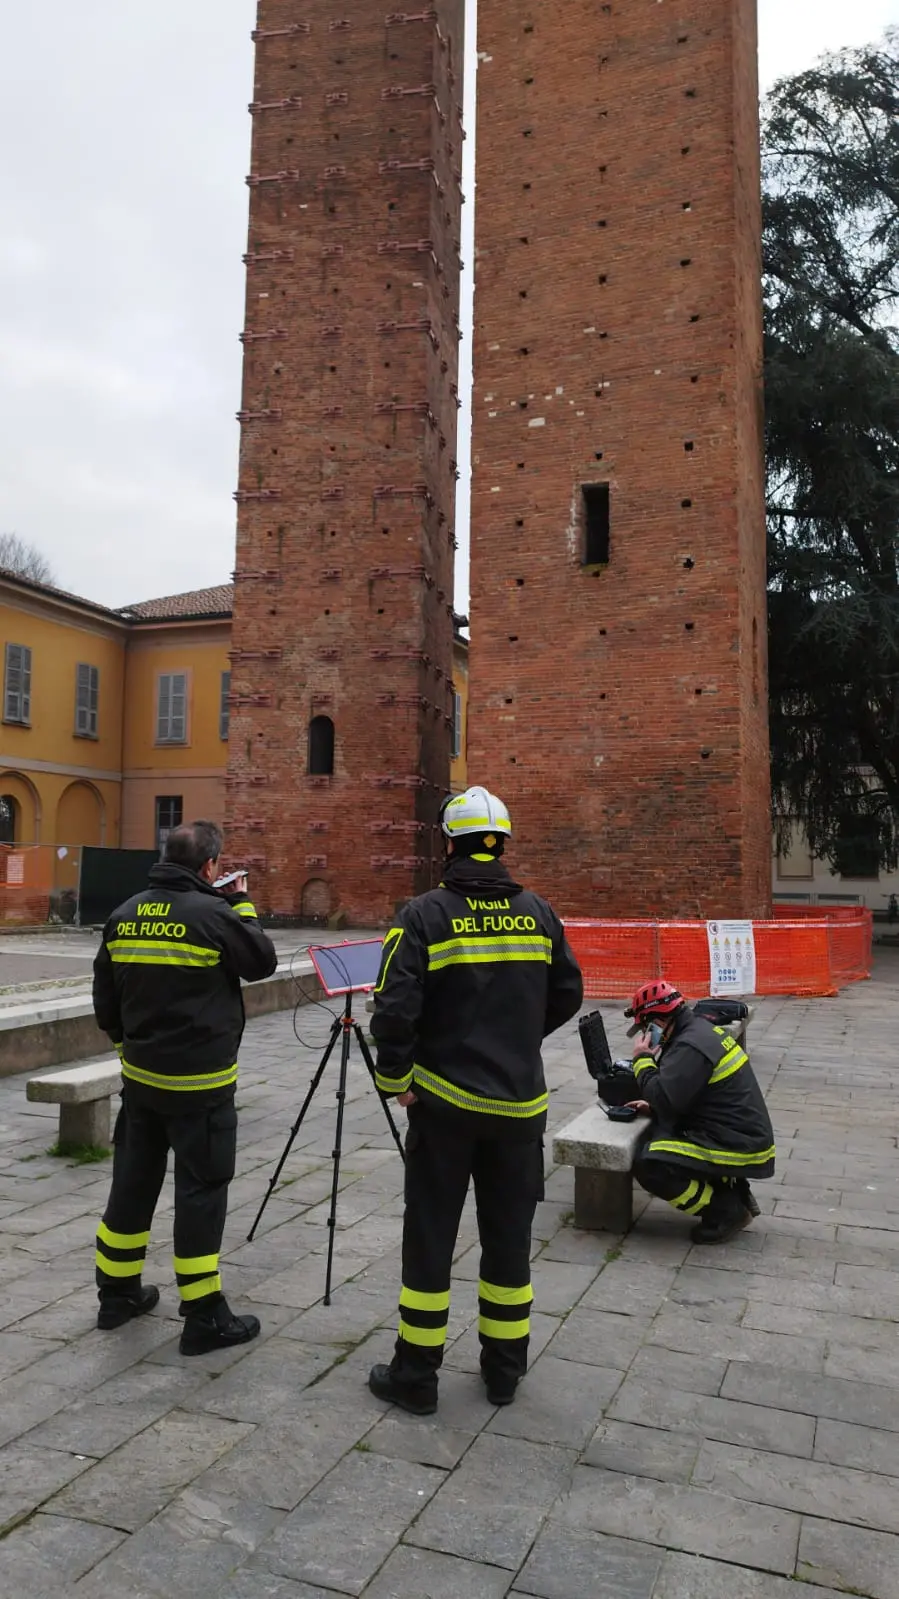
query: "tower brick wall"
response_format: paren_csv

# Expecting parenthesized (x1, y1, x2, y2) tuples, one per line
(227, 1, 464, 924)
(468, 0, 771, 920)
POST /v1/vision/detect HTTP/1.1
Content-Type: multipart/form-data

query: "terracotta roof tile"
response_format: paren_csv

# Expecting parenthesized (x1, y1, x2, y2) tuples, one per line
(119, 584, 234, 621)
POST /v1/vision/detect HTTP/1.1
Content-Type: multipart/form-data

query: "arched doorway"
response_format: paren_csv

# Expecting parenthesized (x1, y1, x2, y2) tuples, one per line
(56, 781, 105, 849)
(0, 795, 18, 843)
(301, 878, 332, 921)
(0, 771, 41, 842)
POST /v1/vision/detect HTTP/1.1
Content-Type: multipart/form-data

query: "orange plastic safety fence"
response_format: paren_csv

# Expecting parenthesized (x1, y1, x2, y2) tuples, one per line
(564, 916, 869, 1000)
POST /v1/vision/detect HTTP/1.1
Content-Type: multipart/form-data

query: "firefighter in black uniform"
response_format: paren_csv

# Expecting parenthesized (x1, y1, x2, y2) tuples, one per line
(368, 785, 584, 1415)
(622, 979, 775, 1244)
(92, 820, 278, 1354)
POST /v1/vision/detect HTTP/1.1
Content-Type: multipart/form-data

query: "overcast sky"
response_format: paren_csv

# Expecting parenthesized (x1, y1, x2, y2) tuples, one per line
(0, 1, 896, 612)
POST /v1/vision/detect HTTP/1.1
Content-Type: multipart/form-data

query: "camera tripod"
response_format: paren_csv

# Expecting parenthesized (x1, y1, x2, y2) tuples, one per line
(247, 992, 406, 1303)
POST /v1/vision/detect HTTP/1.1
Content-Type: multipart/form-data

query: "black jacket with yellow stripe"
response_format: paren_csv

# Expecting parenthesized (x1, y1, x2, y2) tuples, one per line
(371, 856, 584, 1139)
(92, 862, 278, 1105)
(634, 1006, 775, 1178)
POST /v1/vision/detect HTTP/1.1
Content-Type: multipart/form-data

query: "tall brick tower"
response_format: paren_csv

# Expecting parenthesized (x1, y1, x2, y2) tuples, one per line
(227, 3, 464, 924)
(469, 0, 771, 919)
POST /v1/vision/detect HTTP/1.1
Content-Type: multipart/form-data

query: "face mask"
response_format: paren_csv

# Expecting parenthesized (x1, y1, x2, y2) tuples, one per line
(648, 1023, 664, 1049)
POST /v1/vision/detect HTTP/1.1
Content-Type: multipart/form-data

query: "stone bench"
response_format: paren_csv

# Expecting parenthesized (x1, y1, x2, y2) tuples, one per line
(26, 1058, 121, 1150)
(552, 1104, 651, 1233)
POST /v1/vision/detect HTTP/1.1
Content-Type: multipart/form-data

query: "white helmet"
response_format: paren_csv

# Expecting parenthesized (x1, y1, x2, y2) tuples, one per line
(440, 785, 512, 841)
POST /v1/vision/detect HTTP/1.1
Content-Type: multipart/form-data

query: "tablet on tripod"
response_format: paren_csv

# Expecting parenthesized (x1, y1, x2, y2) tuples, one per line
(308, 939, 384, 996)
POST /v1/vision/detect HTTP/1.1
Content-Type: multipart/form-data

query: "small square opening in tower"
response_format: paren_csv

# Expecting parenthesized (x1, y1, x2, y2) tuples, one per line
(580, 482, 610, 565)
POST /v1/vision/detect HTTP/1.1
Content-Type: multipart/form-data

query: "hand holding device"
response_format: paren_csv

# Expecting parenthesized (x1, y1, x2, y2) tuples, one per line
(215, 871, 248, 893)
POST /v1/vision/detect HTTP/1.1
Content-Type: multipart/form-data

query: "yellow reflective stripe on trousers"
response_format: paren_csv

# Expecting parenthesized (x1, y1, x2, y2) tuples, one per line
(412, 1065, 548, 1119)
(108, 940, 220, 967)
(649, 1138, 775, 1167)
(121, 1059, 238, 1093)
(709, 1043, 748, 1084)
(398, 1319, 446, 1347)
(97, 1221, 150, 1250)
(479, 1281, 533, 1306)
(174, 1254, 220, 1276)
(685, 1182, 714, 1214)
(670, 1180, 699, 1211)
(180, 1275, 222, 1301)
(478, 1316, 530, 1340)
(95, 1251, 143, 1278)
(375, 1068, 413, 1095)
(399, 1286, 451, 1312)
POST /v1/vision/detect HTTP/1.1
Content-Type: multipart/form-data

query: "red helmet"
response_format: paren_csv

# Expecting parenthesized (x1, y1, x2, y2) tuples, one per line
(624, 979, 685, 1037)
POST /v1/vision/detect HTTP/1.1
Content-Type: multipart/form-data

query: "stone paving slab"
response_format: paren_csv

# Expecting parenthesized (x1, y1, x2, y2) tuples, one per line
(0, 953, 896, 1594)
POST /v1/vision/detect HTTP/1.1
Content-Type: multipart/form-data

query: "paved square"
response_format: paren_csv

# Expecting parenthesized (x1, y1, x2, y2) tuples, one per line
(1, 954, 897, 1596)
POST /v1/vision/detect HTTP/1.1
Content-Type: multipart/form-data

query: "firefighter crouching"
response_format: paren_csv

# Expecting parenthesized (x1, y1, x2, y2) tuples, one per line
(368, 785, 584, 1415)
(92, 820, 278, 1353)
(623, 980, 775, 1244)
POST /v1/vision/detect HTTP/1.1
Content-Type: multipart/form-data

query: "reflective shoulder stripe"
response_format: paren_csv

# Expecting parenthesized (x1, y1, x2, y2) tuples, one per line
(375, 927, 404, 993)
(709, 1042, 748, 1085)
(412, 1064, 547, 1119)
(121, 1059, 238, 1093)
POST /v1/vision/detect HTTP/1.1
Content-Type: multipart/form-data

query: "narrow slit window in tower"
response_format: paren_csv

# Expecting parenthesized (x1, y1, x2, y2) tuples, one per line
(581, 483, 610, 566)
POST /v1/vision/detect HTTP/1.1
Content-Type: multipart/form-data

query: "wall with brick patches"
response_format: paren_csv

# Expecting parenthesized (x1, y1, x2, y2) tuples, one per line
(468, 0, 771, 920)
(227, 1, 465, 924)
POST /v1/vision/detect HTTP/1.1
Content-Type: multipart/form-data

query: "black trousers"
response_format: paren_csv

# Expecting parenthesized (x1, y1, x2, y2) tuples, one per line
(95, 1085, 237, 1310)
(390, 1103, 544, 1392)
(630, 1157, 719, 1215)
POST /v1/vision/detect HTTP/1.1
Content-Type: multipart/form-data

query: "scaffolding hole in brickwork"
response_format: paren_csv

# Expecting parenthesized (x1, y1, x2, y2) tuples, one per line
(682, 498, 692, 508)
(684, 557, 695, 568)
(581, 483, 610, 566)
(683, 201, 692, 211)
(509, 635, 519, 642)
(690, 315, 700, 324)
(598, 274, 607, 285)
(684, 441, 694, 452)
(691, 374, 699, 383)
(682, 146, 691, 155)
(695, 687, 703, 695)
(523, 182, 531, 190)
(516, 578, 525, 587)
(516, 518, 524, 528)
(595, 451, 604, 461)
(685, 622, 695, 632)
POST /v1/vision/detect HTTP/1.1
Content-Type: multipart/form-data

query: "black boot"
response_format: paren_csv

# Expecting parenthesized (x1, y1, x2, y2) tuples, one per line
(691, 1185, 752, 1245)
(482, 1370, 518, 1407)
(737, 1178, 761, 1218)
(179, 1296, 261, 1356)
(368, 1362, 438, 1416)
(97, 1285, 160, 1330)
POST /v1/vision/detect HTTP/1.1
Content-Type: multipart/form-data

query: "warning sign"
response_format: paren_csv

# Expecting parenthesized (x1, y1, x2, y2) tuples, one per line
(706, 919, 756, 997)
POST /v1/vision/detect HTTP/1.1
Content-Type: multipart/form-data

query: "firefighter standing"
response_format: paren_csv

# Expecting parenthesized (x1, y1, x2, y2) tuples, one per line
(92, 820, 278, 1354)
(368, 786, 584, 1415)
(623, 979, 775, 1243)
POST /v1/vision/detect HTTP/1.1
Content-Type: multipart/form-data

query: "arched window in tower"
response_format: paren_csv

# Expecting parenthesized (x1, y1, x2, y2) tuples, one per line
(308, 715, 335, 776)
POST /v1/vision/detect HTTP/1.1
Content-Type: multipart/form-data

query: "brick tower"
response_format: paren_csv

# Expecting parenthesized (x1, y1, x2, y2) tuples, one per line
(227, 3, 465, 924)
(468, 0, 771, 919)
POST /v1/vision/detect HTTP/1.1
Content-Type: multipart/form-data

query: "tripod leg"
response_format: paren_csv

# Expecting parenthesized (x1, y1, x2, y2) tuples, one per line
(323, 1018, 353, 1306)
(246, 1015, 342, 1243)
(354, 1023, 406, 1163)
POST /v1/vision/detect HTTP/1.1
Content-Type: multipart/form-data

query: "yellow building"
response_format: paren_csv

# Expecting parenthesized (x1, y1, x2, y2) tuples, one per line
(0, 574, 231, 859)
(1, 572, 466, 868)
(451, 619, 469, 793)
